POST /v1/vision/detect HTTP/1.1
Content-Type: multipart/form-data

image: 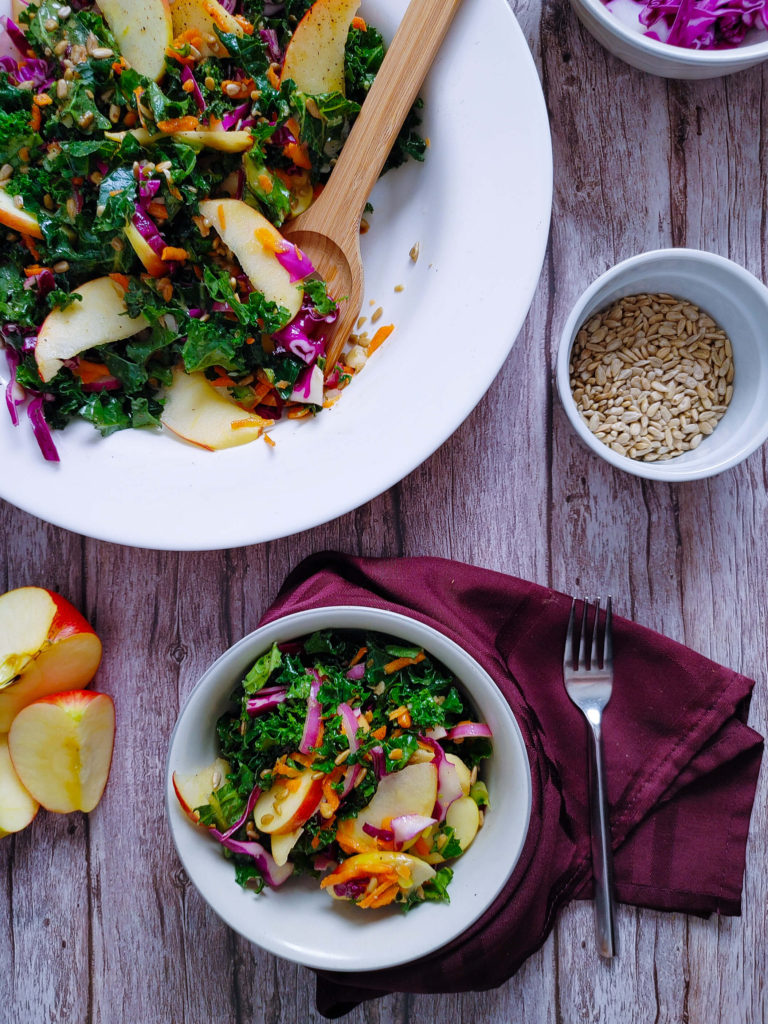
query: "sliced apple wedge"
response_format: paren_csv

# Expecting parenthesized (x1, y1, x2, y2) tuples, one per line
(445, 795, 480, 852)
(99, 0, 174, 81)
(321, 851, 436, 903)
(171, 0, 244, 56)
(280, 0, 361, 95)
(253, 770, 324, 835)
(8, 691, 115, 814)
(336, 762, 438, 853)
(0, 587, 102, 733)
(172, 130, 253, 153)
(172, 757, 231, 822)
(35, 276, 149, 384)
(198, 199, 303, 320)
(124, 221, 170, 278)
(0, 735, 39, 837)
(0, 188, 43, 239)
(271, 827, 304, 866)
(162, 368, 272, 450)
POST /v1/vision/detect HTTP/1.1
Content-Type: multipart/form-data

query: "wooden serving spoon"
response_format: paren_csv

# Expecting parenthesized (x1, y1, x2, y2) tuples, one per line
(282, 0, 464, 373)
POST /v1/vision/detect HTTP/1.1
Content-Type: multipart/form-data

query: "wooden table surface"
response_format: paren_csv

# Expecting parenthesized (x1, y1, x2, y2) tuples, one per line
(3, 2, 767, 1021)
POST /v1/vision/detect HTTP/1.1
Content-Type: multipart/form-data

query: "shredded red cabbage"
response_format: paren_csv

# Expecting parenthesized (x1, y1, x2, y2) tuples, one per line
(208, 830, 294, 887)
(274, 240, 315, 283)
(391, 813, 437, 848)
(4, 348, 23, 427)
(221, 101, 251, 131)
(181, 65, 207, 113)
(3, 18, 33, 57)
(259, 28, 282, 64)
(362, 821, 394, 842)
(419, 737, 463, 821)
(445, 722, 493, 741)
(345, 662, 366, 681)
(27, 395, 60, 463)
(298, 670, 322, 753)
(607, 0, 768, 48)
(246, 689, 288, 715)
(219, 784, 262, 841)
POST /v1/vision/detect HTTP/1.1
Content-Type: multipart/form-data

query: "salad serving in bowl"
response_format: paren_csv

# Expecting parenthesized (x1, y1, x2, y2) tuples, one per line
(0, 0, 552, 549)
(166, 606, 532, 970)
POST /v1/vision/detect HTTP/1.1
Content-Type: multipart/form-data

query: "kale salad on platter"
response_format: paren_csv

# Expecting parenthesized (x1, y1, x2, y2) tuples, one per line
(0, 0, 425, 460)
(172, 629, 493, 912)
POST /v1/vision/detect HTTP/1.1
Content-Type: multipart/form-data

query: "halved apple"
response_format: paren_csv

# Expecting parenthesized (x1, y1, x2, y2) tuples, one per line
(173, 130, 253, 153)
(172, 757, 231, 822)
(98, 0, 173, 81)
(252, 769, 324, 835)
(162, 367, 272, 450)
(280, 0, 361, 95)
(198, 199, 303, 320)
(35, 276, 149, 384)
(8, 691, 115, 814)
(0, 735, 39, 837)
(336, 762, 438, 853)
(0, 587, 102, 733)
(0, 188, 43, 239)
(170, 0, 244, 56)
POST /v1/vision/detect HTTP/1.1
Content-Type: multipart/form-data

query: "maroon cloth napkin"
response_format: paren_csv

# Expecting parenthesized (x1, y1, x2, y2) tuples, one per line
(261, 553, 763, 1018)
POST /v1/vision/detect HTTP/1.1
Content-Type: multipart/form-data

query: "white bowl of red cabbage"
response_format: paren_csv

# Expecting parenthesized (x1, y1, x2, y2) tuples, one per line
(571, 0, 768, 77)
(166, 605, 531, 971)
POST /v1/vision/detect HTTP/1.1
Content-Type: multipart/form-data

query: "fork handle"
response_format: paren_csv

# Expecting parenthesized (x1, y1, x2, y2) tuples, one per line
(588, 720, 617, 958)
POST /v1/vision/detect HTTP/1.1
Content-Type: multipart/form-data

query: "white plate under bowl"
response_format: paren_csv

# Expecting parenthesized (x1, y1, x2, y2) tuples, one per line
(0, 0, 552, 550)
(166, 606, 532, 972)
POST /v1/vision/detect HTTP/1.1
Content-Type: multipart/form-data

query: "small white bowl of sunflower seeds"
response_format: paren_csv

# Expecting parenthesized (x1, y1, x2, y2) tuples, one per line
(556, 249, 768, 481)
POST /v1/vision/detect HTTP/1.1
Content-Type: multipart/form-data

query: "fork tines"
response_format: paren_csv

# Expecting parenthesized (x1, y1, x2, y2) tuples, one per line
(564, 597, 613, 672)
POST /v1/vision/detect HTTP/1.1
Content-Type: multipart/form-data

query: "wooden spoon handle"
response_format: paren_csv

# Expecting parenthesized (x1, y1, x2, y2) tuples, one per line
(312, 0, 463, 242)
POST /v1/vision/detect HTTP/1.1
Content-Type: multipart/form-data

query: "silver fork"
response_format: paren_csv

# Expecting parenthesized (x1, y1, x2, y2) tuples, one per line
(563, 597, 617, 959)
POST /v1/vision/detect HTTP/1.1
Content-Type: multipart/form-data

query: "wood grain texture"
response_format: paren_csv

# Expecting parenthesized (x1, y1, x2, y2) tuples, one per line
(2, 0, 767, 1021)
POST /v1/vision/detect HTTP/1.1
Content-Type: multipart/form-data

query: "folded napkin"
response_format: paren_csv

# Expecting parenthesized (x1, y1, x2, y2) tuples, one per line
(261, 553, 764, 1018)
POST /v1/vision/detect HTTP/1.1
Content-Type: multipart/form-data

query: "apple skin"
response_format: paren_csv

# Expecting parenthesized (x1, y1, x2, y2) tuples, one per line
(198, 199, 303, 320)
(161, 367, 273, 451)
(253, 770, 324, 835)
(0, 735, 39, 837)
(35, 276, 149, 384)
(172, 757, 231, 823)
(98, 0, 174, 82)
(280, 0, 361, 95)
(0, 587, 102, 733)
(8, 691, 115, 814)
(170, 0, 244, 56)
(0, 188, 43, 239)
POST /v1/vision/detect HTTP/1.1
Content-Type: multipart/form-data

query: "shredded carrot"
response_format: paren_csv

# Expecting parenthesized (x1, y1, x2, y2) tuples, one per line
(23, 264, 49, 277)
(246, 336, 257, 346)
(255, 226, 281, 253)
(182, 79, 196, 94)
(28, 106, 41, 133)
(217, 203, 227, 231)
(285, 777, 302, 793)
(157, 116, 200, 133)
(352, 16, 368, 30)
(287, 406, 311, 419)
(221, 77, 255, 100)
(266, 64, 281, 89)
(33, 93, 53, 107)
(165, 47, 196, 66)
(263, 433, 276, 448)
(291, 752, 315, 768)
(258, 393, 279, 407)
(231, 418, 261, 430)
(160, 246, 188, 262)
(383, 652, 425, 675)
(210, 375, 237, 388)
(257, 172, 273, 194)
(75, 360, 112, 384)
(283, 141, 311, 170)
(371, 725, 387, 741)
(146, 201, 168, 220)
(367, 324, 395, 356)
(387, 705, 408, 722)
(397, 709, 412, 729)
(72, 176, 84, 186)
(204, 0, 235, 30)
(311, 833, 322, 850)
(21, 234, 41, 259)
(349, 647, 368, 667)
(233, 13, 255, 33)
(412, 835, 432, 857)
(108, 272, 131, 292)
(111, 56, 128, 75)
(123, 111, 137, 127)
(356, 875, 400, 908)
(172, 28, 204, 50)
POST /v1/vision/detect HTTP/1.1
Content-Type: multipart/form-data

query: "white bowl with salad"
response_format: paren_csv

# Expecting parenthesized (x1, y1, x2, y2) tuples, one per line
(166, 605, 532, 971)
(572, 0, 768, 77)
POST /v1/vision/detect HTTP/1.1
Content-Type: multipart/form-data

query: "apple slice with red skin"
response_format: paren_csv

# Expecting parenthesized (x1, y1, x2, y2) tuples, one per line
(8, 691, 115, 814)
(172, 757, 231, 823)
(336, 762, 438, 853)
(35, 276, 149, 384)
(0, 188, 43, 239)
(0, 587, 102, 733)
(161, 367, 273, 451)
(253, 769, 324, 835)
(98, 0, 174, 81)
(280, 0, 361, 95)
(0, 735, 39, 837)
